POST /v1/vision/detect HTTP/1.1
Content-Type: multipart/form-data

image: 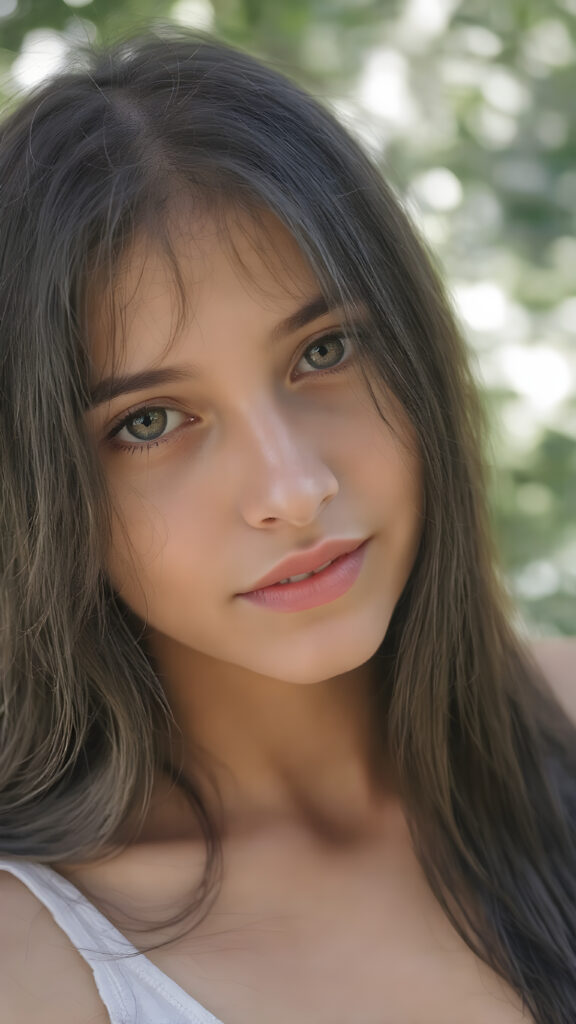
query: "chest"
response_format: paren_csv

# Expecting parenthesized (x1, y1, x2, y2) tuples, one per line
(110, 834, 531, 1024)
(144, 916, 529, 1024)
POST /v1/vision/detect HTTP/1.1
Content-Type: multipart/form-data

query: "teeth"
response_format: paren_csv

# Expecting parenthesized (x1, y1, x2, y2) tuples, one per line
(312, 559, 335, 574)
(277, 559, 335, 585)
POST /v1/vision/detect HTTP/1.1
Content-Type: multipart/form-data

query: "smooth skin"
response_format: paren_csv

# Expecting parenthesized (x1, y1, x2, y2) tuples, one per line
(1, 208, 573, 1023)
(87, 206, 424, 835)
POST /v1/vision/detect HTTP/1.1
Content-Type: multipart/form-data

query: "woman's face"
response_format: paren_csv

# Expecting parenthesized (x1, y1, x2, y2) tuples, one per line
(86, 209, 423, 685)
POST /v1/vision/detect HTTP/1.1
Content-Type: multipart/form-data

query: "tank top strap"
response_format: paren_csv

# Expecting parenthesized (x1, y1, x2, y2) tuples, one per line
(0, 857, 224, 1024)
(0, 856, 137, 1021)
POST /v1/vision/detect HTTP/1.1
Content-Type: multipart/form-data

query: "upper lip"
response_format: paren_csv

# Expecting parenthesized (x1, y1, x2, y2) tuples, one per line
(240, 537, 367, 592)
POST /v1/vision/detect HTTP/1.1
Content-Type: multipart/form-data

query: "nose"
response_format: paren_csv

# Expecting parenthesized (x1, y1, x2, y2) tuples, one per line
(233, 402, 339, 529)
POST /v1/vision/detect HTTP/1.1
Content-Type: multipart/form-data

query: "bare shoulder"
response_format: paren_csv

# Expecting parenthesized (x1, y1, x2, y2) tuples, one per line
(530, 637, 576, 723)
(0, 868, 110, 1023)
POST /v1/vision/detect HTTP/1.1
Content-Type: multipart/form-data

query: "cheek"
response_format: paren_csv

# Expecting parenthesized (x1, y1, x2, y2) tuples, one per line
(364, 416, 424, 576)
(104, 484, 200, 614)
(352, 398, 423, 516)
(104, 461, 233, 645)
(103, 395, 423, 632)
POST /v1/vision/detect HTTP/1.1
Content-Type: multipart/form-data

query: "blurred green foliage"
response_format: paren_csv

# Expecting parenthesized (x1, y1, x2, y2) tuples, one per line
(0, 0, 574, 635)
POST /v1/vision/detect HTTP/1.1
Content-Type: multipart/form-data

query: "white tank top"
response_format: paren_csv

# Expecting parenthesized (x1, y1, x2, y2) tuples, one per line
(0, 857, 225, 1024)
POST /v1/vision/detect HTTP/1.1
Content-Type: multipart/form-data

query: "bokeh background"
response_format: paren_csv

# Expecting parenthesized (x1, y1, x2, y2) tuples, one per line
(0, 0, 574, 637)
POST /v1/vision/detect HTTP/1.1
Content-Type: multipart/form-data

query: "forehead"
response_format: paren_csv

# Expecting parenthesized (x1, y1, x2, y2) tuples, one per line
(85, 206, 321, 379)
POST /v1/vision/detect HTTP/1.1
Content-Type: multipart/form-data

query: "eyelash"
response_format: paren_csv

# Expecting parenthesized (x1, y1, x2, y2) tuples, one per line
(106, 330, 357, 455)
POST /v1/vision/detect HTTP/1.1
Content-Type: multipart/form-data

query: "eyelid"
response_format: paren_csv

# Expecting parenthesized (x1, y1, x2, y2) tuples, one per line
(106, 400, 190, 439)
(293, 327, 355, 376)
(104, 327, 359, 453)
(106, 329, 355, 426)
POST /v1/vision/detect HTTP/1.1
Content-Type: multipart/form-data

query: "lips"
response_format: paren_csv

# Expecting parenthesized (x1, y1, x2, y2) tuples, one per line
(240, 537, 367, 593)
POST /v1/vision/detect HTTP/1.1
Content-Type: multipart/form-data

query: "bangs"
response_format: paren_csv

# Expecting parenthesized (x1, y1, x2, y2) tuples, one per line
(79, 183, 393, 441)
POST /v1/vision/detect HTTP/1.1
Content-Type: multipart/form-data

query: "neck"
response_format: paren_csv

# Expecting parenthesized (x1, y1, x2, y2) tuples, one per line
(146, 637, 393, 843)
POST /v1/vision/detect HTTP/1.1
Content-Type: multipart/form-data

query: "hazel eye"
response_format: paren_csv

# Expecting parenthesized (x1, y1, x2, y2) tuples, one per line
(296, 332, 351, 375)
(109, 406, 190, 451)
(122, 408, 168, 441)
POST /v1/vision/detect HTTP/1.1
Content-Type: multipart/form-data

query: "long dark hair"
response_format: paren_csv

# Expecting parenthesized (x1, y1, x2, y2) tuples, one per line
(0, 28, 574, 1023)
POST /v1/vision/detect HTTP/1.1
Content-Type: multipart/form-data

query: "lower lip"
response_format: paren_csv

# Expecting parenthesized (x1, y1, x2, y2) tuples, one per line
(238, 540, 370, 612)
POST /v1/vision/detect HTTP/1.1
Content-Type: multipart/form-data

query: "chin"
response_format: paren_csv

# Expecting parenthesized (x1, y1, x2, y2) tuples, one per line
(245, 626, 388, 687)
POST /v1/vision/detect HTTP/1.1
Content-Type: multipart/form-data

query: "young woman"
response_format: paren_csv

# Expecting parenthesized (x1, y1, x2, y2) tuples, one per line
(0, 28, 574, 1024)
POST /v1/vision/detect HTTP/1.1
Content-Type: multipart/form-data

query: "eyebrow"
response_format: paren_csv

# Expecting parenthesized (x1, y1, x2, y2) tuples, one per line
(88, 293, 337, 409)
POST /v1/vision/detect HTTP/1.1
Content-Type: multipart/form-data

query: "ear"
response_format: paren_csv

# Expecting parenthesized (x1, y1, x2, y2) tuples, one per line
(530, 638, 576, 725)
